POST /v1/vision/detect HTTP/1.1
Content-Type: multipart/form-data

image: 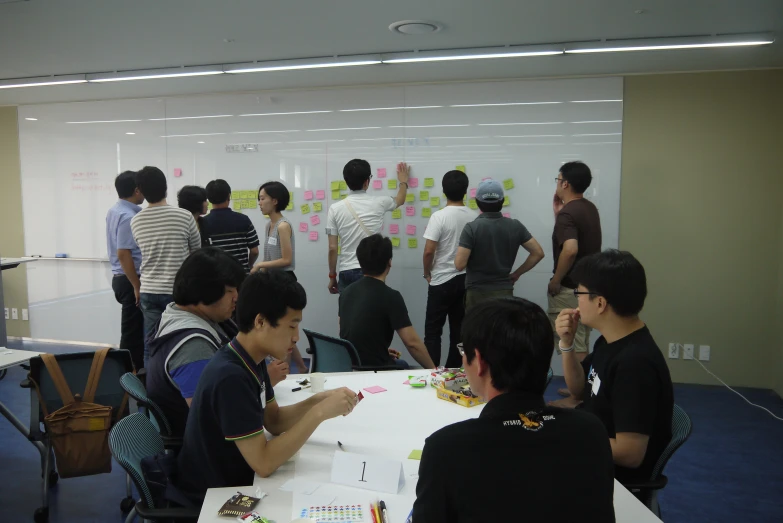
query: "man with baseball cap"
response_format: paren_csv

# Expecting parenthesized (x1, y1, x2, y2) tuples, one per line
(455, 179, 544, 310)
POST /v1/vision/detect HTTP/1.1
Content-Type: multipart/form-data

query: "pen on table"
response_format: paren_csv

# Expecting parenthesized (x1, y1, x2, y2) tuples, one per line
(373, 500, 382, 523)
(380, 500, 390, 523)
(337, 441, 346, 452)
(291, 386, 302, 392)
(370, 502, 378, 523)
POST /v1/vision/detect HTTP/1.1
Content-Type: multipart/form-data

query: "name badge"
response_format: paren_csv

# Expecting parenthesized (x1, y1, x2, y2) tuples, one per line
(267, 237, 278, 246)
(591, 374, 602, 396)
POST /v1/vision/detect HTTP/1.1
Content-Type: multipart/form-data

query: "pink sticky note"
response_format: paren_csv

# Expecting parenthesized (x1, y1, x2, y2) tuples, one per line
(405, 206, 415, 216)
(316, 190, 326, 200)
(377, 168, 387, 178)
(389, 224, 399, 234)
(363, 385, 387, 394)
(502, 212, 511, 218)
(470, 188, 477, 198)
(409, 177, 419, 188)
(309, 231, 319, 241)
(310, 214, 320, 226)
(372, 179, 383, 190)
(304, 190, 314, 200)
(298, 222, 308, 232)
(402, 380, 410, 385)
(406, 224, 416, 235)
(173, 168, 182, 178)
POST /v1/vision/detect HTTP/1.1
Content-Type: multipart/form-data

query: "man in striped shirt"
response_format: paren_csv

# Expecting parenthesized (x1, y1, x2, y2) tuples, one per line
(131, 166, 201, 365)
(202, 179, 260, 272)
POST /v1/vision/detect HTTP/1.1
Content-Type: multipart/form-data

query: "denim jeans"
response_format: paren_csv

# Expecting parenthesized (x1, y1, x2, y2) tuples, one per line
(140, 292, 173, 366)
(338, 268, 364, 294)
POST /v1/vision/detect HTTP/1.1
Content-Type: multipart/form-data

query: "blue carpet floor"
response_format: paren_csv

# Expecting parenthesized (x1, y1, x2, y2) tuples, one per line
(1, 340, 782, 522)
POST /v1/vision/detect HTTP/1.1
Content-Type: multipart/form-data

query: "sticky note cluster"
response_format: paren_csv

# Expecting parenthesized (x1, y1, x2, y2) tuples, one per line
(377, 167, 387, 178)
(301, 204, 311, 214)
(313, 202, 322, 212)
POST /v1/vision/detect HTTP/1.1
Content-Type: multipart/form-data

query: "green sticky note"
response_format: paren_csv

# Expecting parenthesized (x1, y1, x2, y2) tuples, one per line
(456, 165, 466, 173)
(405, 193, 415, 203)
(391, 237, 400, 247)
(285, 202, 293, 211)
(408, 238, 418, 248)
(207, 202, 212, 210)
(243, 199, 254, 209)
(331, 181, 340, 190)
(337, 246, 341, 254)
(421, 207, 431, 218)
(430, 197, 440, 207)
(503, 178, 514, 190)
(424, 178, 434, 187)
(332, 190, 341, 199)
(240, 191, 249, 199)
(233, 200, 242, 211)
(301, 204, 311, 214)
(339, 181, 348, 191)
(392, 209, 402, 219)
(313, 202, 322, 212)
(388, 179, 397, 189)
(231, 191, 240, 200)
(419, 190, 429, 201)
(469, 199, 478, 210)
(503, 195, 510, 207)
(408, 450, 423, 460)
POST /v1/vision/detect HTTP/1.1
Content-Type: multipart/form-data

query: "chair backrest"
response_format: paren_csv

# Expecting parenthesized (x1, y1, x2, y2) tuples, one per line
(303, 329, 361, 373)
(119, 372, 173, 437)
(650, 404, 692, 480)
(545, 367, 554, 388)
(109, 412, 165, 509)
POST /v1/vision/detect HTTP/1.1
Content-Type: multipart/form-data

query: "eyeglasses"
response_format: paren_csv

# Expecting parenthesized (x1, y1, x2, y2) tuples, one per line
(457, 343, 465, 357)
(573, 289, 598, 297)
(554, 177, 563, 184)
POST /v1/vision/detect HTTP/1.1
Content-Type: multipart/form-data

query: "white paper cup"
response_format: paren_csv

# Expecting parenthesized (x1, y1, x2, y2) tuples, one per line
(311, 372, 325, 393)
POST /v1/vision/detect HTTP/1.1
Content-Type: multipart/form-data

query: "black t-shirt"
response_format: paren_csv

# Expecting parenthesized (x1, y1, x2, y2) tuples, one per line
(176, 338, 275, 500)
(338, 277, 412, 367)
(581, 326, 674, 484)
(552, 198, 601, 288)
(413, 391, 616, 523)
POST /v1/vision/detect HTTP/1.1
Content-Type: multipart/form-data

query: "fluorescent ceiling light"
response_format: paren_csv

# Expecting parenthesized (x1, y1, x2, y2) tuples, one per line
(197, 141, 205, 144)
(566, 34, 773, 54)
(287, 139, 346, 143)
(496, 134, 564, 138)
(479, 122, 563, 126)
(388, 124, 470, 128)
(67, 119, 142, 124)
(149, 115, 233, 121)
(569, 100, 622, 103)
(88, 66, 224, 83)
(232, 130, 301, 134)
(351, 137, 406, 141)
(443, 144, 501, 148)
(0, 74, 87, 89)
(239, 111, 333, 117)
(507, 143, 565, 146)
(25, 118, 38, 121)
(450, 102, 562, 107)
(427, 136, 487, 139)
(306, 127, 382, 132)
(125, 132, 135, 135)
(383, 45, 563, 63)
(571, 120, 622, 124)
(339, 106, 442, 112)
(161, 132, 227, 138)
(226, 55, 381, 73)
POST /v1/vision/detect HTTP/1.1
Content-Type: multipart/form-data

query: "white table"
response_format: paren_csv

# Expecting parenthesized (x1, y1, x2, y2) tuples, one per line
(198, 370, 662, 523)
(0, 348, 46, 453)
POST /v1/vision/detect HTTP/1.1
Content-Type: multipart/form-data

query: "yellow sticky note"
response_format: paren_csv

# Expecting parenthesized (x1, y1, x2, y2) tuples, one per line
(408, 238, 418, 248)
(456, 165, 466, 173)
(419, 191, 429, 201)
(313, 202, 322, 212)
(285, 202, 293, 211)
(337, 246, 341, 254)
(332, 190, 341, 199)
(391, 237, 400, 247)
(503, 195, 510, 207)
(392, 209, 402, 219)
(405, 193, 415, 203)
(422, 208, 431, 218)
(424, 178, 434, 187)
(503, 178, 514, 190)
(430, 197, 440, 207)
(408, 450, 423, 460)
(331, 181, 340, 190)
(388, 179, 397, 190)
(233, 200, 241, 211)
(301, 204, 311, 214)
(231, 191, 240, 200)
(241, 199, 252, 209)
(469, 199, 478, 210)
(339, 181, 348, 191)
(207, 202, 212, 210)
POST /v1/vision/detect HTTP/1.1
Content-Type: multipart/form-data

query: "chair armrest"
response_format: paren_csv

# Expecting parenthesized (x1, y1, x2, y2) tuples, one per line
(135, 502, 200, 520)
(623, 474, 668, 492)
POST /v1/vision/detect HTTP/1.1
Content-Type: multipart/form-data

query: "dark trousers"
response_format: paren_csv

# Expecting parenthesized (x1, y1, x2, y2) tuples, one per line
(140, 292, 173, 367)
(424, 274, 467, 368)
(111, 274, 144, 371)
(338, 268, 363, 294)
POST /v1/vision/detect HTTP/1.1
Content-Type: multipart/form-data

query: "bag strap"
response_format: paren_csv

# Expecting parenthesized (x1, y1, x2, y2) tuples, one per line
(40, 353, 75, 406)
(344, 199, 372, 237)
(28, 374, 51, 418)
(83, 348, 110, 403)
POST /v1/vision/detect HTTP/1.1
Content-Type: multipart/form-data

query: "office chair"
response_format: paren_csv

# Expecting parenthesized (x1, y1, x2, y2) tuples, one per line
(303, 329, 399, 372)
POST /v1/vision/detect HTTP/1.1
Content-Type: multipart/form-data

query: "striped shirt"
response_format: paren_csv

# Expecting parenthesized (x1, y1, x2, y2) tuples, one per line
(263, 217, 295, 271)
(201, 208, 260, 272)
(131, 205, 201, 294)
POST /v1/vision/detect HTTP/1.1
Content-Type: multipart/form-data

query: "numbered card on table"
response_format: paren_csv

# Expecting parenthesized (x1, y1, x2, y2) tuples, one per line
(331, 451, 405, 494)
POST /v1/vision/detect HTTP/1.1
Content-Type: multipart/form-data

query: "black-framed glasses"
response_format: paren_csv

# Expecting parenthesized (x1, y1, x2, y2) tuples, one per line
(457, 343, 465, 357)
(573, 289, 598, 297)
(554, 177, 563, 184)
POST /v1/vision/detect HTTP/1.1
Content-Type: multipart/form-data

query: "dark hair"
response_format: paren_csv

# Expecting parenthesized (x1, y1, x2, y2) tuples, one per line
(442, 170, 469, 202)
(477, 200, 503, 213)
(357, 234, 393, 277)
(173, 248, 246, 306)
(462, 298, 553, 394)
(560, 161, 592, 194)
(259, 181, 290, 212)
(206, 179, 231, 204)
(343, 159, 371, 191)
(570, 249, 647, 317)
(136, 166, 167, 203)
(236, 271, 307, 331)
(177, 185, 207, 215)
(114, 170, 138, 199)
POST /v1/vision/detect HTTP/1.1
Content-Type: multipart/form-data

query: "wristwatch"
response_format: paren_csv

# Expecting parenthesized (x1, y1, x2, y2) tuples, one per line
(400, 182, 409, 188)
(329, 273, 337, 278)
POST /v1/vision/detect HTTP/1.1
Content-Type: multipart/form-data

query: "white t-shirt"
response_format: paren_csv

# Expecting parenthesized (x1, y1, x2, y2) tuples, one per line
(423, 206, 477, 286)
(326, 191, 397, 271)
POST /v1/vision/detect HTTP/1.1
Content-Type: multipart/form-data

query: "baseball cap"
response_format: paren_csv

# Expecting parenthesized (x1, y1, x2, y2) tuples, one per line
(475, 179, 504, 203)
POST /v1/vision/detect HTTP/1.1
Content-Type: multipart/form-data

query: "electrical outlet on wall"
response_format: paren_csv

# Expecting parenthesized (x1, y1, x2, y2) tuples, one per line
(683, 344, 694, 360)
(11, 308, 18, 320)
(22, 308, 28, 321)
(668, 343, 679, 359)
(699, 345, 710, 361)
(3, 308, 8, 320)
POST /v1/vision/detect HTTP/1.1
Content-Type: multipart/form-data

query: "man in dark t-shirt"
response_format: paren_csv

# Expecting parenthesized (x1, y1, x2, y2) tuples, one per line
(202, 179, 260, 273)
(555, 250, 674, 486)
(339, 234, 435, 369)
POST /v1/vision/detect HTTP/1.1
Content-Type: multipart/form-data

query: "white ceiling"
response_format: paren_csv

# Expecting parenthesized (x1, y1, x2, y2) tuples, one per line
(1, 0, 781, 105)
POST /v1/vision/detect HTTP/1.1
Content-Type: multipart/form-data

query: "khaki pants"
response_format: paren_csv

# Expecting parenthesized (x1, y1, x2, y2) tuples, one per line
(548, 286, 591, 354)
(465, 288, 513, 312)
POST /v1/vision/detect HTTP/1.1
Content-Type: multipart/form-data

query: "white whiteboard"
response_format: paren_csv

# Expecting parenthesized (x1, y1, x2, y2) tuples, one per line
(18, 77, 623, 363)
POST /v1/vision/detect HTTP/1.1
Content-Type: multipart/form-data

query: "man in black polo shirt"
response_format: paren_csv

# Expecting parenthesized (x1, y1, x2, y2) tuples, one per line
(177, 271, 359, 500)
(202, 179, 260, 273)
(455, 179, 544, 310)
(556, 250, 674, 486)
(413, 298, 615, 522)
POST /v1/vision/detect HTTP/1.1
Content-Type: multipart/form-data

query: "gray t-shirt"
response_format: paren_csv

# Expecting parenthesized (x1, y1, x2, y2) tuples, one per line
(459, 212, 533, 290)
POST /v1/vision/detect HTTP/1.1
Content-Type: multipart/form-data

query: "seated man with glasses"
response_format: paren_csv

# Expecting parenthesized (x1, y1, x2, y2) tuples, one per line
(413, 298, 616, 523)
(555, 249, 674, 486)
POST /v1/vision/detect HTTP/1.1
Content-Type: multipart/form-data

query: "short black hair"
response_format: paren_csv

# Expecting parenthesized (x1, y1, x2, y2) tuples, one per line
(477, 200, 503, 213)
(357, 234, 392, 277)
(570, 249, 647, 317)
(114, 170, 138, 199)
(236, 271, 307, 331)
(343, 159, 371, 191)
(136, 166, 167, 203)
(259, 181, 290, 212)
(462, 298, 553, 394)
(560, 161, 592, 194)
(442, 170, 469, 202)
(173, 247, 246, 306)
(177, 185, 207, 215)
(206, 179, 231, 204)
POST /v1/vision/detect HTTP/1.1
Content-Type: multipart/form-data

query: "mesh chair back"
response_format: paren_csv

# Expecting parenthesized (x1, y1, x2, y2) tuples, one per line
(650, 404, 692, 479)
(545, 368, 554, 388)
(303, 329, 361, 373)
(119, 372, 173, 437)
(109, 413, 165, 509)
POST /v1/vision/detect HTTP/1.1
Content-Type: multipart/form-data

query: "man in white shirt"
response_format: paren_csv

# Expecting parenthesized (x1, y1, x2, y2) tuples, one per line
(326, 160, 409, 294)
(422, 170, 476, 367)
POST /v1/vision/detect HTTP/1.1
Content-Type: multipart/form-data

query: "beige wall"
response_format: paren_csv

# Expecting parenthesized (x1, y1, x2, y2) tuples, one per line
(0, 105, 30, 337)
(620, 70, 783, 389)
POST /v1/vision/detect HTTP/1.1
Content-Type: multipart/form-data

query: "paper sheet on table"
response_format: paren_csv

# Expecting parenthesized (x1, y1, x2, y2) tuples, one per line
(279, 478, 322, 495)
